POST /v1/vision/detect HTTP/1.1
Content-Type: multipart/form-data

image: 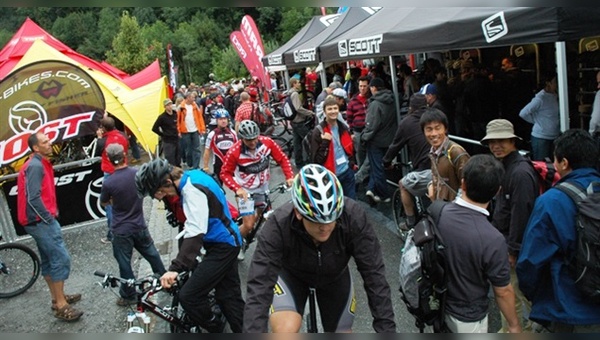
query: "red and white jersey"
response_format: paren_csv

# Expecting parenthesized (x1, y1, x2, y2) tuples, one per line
(220, 136, 294, 192)
(205, 127, 237, 163)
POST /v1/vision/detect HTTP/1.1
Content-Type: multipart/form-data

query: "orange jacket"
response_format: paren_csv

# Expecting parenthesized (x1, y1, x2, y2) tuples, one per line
(177, 102, 206, 134)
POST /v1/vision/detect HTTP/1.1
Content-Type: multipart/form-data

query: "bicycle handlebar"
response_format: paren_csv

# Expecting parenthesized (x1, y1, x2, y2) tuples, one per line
(94, 271, 189, 291)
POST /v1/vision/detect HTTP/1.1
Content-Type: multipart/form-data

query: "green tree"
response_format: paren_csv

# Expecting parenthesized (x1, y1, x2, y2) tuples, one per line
(211, 44, 246, 82)
(51, 11, 97, 52)
(279, 8, 320, 42)
(105, 11, 151, 74)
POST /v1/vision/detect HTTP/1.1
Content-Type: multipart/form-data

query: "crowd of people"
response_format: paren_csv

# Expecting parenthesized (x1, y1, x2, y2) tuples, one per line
(15, 59, 600, 333)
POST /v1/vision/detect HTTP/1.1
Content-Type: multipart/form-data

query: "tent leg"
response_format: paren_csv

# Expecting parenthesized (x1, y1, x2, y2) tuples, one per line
(556, 41, 569, 131)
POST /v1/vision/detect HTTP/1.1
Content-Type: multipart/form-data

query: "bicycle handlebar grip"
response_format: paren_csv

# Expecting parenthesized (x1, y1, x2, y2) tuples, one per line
(94, 271, 107, 277)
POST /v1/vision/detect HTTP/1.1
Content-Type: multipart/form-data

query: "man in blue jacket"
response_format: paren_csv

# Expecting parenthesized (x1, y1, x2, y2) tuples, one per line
(517, 129, 600, 332)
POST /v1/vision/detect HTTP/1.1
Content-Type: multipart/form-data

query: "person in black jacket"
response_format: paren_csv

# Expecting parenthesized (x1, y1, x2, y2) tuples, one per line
(383, 93, 432, 230)
(243, 164, 396, 333)
(151, 99, 180, 166)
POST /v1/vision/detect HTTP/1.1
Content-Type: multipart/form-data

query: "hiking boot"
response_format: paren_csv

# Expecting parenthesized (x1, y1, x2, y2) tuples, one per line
(202, 312, 227, 333)
(116, 297, 137, 306)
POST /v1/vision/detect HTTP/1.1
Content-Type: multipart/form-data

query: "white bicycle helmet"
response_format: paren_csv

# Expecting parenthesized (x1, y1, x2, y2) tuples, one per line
(291, 164, 344, 224)
(238, 120, 260, 139)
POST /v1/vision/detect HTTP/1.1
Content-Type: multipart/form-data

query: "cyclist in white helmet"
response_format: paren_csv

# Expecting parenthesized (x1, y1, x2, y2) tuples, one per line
(243, 164, 397, 333)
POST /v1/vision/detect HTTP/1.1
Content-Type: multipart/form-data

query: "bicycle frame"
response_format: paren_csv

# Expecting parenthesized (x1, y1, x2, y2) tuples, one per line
(238, 183, 290, 245)
(94, 271, 194, 332)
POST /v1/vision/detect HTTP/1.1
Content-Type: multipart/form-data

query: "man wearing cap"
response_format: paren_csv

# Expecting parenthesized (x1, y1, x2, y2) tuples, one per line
(361, 77, 398, 204)
(100, 143, 166, 306)
(152, 98, 181, 166)
(315, 81, 340, 108)
(481, 119, 538, 332)
(421, 83, 449, 115)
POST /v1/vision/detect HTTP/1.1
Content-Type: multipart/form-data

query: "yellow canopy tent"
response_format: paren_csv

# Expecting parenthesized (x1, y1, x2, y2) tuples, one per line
(13, 40, 166, 154)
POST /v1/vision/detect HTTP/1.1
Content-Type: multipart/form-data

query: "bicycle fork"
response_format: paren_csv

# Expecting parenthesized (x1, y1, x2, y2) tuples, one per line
(306, 287, 318, 333)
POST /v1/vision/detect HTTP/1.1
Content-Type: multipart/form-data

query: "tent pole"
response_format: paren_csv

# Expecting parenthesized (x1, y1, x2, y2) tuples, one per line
(284, 69, 291, 90)
(389, 55, 401, 123)
(319, 62, 327, 90)
(556, 41, 569, 131)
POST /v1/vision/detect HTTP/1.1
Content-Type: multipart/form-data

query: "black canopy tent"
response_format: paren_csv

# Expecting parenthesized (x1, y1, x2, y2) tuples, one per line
(319, 7, 600, 61)
(262, 14, 340, 71)
(283, 7, 380, 68)
(317, 7, 600, 131)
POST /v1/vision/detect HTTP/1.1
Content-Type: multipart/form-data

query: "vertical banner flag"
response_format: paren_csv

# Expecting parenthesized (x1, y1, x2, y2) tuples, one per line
(230, 31, 264, 83)
(166, 43, 177, 97)
(321, 7, 327, 16)
(239, 15, 271, 90)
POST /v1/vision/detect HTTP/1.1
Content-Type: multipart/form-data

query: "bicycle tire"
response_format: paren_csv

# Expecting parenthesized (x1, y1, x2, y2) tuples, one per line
(391, 189, 411, 242)
(271, 136, 294, 161)
(0, 243, 41, 298)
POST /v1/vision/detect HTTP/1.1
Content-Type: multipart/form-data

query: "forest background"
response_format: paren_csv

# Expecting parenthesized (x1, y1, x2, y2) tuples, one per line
(0, 7, 334, 85)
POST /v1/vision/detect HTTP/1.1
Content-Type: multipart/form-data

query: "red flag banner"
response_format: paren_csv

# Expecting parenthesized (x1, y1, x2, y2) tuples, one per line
(230, 31, 264, 83)
(240, 15, 270, 90)
(166, 43, 177, 98)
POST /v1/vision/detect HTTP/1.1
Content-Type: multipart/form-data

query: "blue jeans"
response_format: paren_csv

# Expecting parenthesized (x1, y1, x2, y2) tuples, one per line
(337, 167, 356, 200)
(181, 132, 201, 168)
(530, 136, 554, 161)
(103, 172, 113, 241)
(367, 144, 393, 199)
(111, 228, 166, 299)
(24, 219, 71, 281)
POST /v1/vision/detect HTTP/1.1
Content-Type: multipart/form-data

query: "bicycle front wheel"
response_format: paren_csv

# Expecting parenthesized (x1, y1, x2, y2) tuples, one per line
(0, 243, 41, 298)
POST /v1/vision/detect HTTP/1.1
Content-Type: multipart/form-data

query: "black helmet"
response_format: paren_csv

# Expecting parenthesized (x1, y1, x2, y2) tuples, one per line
(135, 158, 172, 197)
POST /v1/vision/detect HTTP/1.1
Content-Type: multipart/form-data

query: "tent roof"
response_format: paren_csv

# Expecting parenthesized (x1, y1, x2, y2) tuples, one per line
(262, 14, 340, 67)
(14, 40, 165, 153)
(283, 7, 380, 67)
(122, 59, 162, 90)
(319, 7, 600, 63)
(0, 17, 128, 80)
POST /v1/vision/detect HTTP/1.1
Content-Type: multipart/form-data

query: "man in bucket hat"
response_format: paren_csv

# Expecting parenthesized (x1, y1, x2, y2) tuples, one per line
(481, 119, 538, 332)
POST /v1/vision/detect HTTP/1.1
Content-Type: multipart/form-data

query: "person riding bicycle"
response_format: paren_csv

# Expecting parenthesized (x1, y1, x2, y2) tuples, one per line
(243, 164, 397, 333)
(202, 108, 237, 180)
(220, 120, 295, 261)
(135, 158, 244, 333)
(382, 93, 432, 230)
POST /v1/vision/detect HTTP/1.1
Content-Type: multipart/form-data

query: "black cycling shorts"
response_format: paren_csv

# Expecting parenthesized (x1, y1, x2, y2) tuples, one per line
(270, 267, 355, 332)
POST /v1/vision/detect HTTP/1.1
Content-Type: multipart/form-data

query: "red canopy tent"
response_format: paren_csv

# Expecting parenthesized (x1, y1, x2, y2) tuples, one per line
(0, 17, 129, 81)
(121, 59, 162, 90)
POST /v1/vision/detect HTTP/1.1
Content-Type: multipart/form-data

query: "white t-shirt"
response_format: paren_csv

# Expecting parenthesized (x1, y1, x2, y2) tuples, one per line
(184, 104, 197, 132)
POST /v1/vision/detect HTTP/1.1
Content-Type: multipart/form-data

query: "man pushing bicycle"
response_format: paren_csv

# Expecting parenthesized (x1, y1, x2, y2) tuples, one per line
(135, 158, 244, 333)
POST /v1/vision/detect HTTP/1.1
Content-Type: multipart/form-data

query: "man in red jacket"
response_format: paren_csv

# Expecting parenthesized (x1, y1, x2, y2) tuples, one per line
(17, 132, 83, 322)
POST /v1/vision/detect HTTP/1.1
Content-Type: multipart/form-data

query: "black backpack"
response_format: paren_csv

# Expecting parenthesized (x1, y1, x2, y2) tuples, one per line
(301, 124, 323, 165)
(281, 94, 298, 121)
(399, 200, 450, 333)
(555, 181, 600, 303)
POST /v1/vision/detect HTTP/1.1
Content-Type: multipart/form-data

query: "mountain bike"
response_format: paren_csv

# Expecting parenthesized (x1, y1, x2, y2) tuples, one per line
(94, 270, 223, 333)
(386, 162, 431, 241)
(0, 242, 41, 298)
(237, 182, 290, 260)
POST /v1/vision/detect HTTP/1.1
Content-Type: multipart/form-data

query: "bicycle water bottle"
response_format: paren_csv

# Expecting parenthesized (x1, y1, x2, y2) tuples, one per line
(127, 311, 135, 330)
